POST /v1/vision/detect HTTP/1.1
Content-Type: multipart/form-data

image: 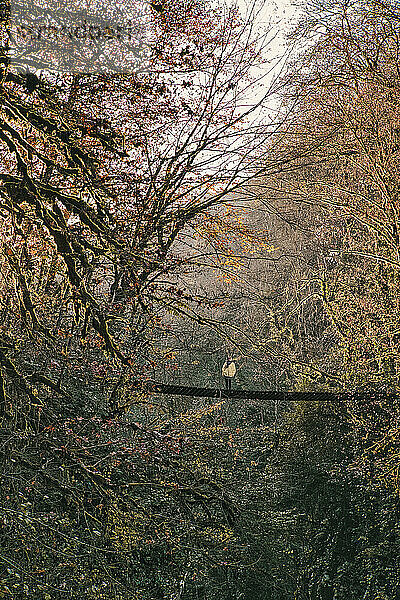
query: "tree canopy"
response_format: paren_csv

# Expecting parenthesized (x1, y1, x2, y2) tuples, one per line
(1, 0, 400, 599)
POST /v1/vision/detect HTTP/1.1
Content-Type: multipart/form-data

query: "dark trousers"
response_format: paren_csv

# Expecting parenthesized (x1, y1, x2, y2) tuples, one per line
(224, 377, 232, 391)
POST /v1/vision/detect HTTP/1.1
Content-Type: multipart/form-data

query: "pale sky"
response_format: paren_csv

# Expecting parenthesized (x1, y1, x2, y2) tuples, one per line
(237, 0, 298, 45)
(234, 0, 299, 120)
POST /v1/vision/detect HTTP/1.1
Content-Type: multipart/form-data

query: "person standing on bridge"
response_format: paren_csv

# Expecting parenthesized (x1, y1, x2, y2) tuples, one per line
(222, 356, 236, 391)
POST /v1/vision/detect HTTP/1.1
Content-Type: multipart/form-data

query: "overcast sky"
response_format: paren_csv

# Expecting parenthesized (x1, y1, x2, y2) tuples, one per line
(238, 0, 298, 44)
(234, 0, 298, 119)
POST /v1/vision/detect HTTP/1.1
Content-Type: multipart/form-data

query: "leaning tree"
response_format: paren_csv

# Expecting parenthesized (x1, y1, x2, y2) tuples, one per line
(0, 1, 291, 597)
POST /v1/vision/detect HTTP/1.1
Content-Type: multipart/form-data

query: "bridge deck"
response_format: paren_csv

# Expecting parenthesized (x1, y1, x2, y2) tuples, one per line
(141, 382, 396, 402)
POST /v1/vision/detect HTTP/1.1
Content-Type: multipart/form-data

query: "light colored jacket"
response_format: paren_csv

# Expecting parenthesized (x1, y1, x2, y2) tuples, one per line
(222, 360, 236, 378)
